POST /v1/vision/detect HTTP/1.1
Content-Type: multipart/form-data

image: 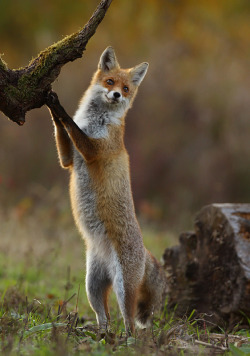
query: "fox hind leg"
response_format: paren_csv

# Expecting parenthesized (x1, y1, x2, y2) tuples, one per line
(112, 269, 138, 335)
(136, 296, 154, 328)
(86, 254, 112, 331)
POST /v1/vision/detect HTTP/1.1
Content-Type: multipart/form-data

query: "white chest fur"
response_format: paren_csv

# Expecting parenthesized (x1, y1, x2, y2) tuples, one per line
(73, 84, 127, 139)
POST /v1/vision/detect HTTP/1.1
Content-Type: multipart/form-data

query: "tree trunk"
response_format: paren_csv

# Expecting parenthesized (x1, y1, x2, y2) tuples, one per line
(0, 0, 113, 125)
(163, 204, 250, 326)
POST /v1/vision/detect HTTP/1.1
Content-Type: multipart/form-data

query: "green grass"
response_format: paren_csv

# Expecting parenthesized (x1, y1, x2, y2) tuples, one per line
(0, 193, 250, 355)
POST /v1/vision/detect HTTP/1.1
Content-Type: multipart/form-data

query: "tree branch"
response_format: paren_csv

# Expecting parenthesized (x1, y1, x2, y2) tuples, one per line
(0, 0, 113, 125)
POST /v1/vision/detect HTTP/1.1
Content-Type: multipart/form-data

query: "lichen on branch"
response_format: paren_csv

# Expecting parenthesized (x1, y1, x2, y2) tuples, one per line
(0, 56, 8, 71)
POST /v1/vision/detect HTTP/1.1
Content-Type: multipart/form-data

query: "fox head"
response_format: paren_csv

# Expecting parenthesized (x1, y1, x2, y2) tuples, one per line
(92, 47, 148, 110)
(74, 47, 148, 137)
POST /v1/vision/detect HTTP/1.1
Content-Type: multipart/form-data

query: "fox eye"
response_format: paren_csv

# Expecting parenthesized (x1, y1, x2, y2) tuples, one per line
(106, 79, 114, 85)
(123, 86, 129, 93)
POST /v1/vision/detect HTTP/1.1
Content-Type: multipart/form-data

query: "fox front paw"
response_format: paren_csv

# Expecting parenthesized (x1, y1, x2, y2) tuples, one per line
(46, 91, 59, 106)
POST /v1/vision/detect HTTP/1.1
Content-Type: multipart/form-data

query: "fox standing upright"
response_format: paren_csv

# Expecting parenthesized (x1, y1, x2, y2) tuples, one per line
(48, 47, 167, 334)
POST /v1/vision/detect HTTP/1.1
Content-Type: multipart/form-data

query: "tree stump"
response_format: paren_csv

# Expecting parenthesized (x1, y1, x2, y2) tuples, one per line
(163, 204, 250, 325)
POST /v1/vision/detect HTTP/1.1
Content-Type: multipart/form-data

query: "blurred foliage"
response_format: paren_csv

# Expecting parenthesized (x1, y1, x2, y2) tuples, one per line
(0, 0, 250, 230)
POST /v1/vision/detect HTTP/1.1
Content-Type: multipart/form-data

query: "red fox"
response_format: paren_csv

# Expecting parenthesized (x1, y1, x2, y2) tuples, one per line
(48, 47, 167, 334)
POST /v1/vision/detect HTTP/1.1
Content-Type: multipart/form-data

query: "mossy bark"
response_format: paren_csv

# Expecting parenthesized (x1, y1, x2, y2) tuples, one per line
(0, 0, 113, 125)
(163, 204, 250, 327)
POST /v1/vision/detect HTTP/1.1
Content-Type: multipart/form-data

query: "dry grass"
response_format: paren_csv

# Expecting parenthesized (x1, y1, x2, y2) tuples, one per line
(0, 186, 249, 355)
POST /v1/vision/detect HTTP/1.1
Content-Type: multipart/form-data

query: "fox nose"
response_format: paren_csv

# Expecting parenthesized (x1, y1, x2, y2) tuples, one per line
(113, 92, 121, 99)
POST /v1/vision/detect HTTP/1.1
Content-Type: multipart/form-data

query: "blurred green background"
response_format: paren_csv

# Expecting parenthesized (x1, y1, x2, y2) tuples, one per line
(1, 0, 250, 233)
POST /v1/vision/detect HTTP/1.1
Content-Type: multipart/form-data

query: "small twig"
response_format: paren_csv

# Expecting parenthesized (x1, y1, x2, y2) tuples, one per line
(64, 266, 73, 302)
(57, 304, 61, 322)
(57, 293, 76, 321)
(25, 296, 29, 315)
(210, 333, 247, 340)
(66, 312, 78, 342)
(61, 293, 77, 313)
(75, 284, 81, 314)
(194, 339, 228, 351)
(46, 306, 52, 321)
(18, 317, 29, 351)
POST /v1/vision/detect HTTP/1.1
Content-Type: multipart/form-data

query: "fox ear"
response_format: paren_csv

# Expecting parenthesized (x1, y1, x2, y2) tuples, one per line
(98, 47, 119, 72)
(130, 62, 149, 86)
